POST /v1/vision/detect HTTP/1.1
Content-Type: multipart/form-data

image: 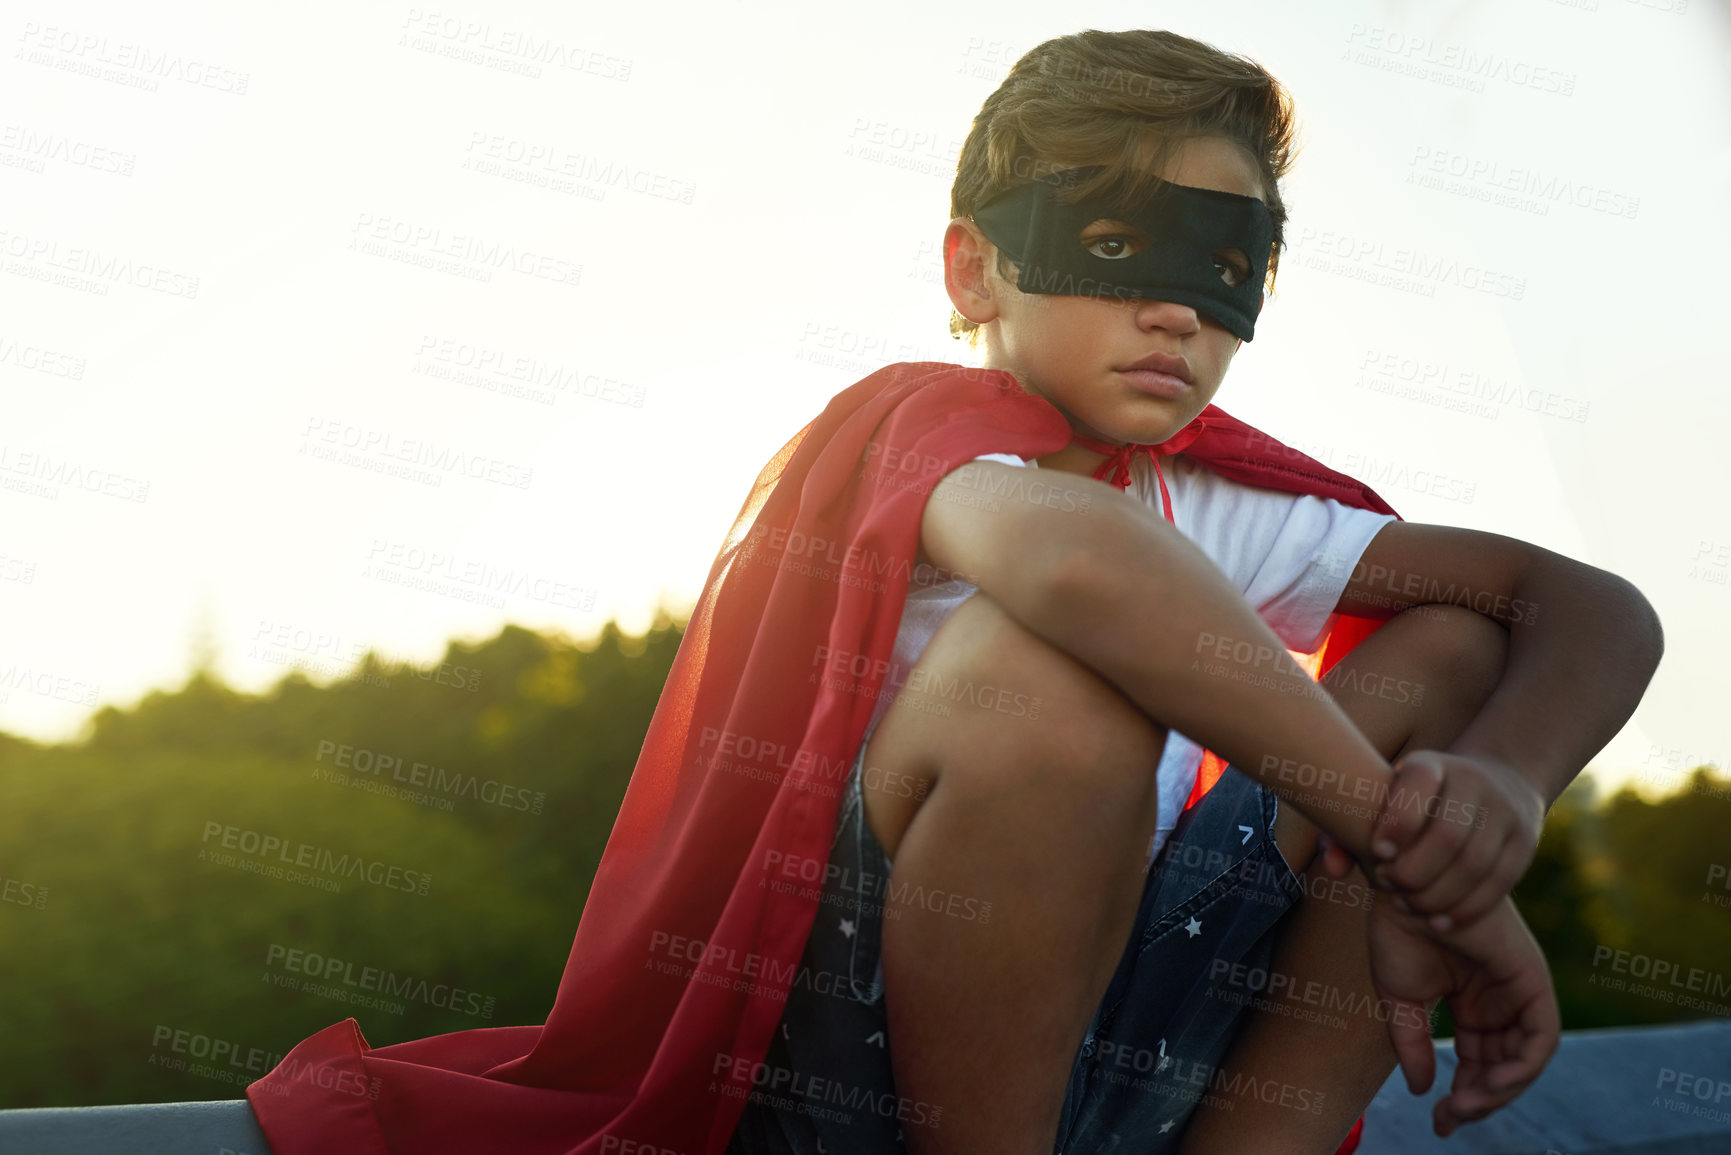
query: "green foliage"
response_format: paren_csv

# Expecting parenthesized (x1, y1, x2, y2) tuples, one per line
(0, 612, 683, 1108)
(1, 609, 1724, 1106)
(1515, 769, 1731, 1031)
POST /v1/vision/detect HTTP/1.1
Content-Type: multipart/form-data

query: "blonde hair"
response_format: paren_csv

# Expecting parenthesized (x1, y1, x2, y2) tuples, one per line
(948, 29, 1299, 344)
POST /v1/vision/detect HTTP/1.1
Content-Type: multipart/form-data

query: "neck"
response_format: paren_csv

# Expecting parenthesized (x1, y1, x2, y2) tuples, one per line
(1035, 442, 1113, 476)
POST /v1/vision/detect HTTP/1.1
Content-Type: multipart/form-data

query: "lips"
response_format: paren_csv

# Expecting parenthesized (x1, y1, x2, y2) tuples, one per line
(1117, 351, 1194, 400)
(1120, 351, 1193, 383)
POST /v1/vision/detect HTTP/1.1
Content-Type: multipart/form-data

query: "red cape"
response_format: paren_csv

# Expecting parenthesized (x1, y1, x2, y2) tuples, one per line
(248, 362, 1395, 1154)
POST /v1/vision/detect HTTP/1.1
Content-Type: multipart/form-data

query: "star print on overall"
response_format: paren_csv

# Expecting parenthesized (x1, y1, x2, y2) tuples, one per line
(838, 917, 856, 939)
(1152, 1039, 1178, 1134)
(1184, 916, 1203, 938)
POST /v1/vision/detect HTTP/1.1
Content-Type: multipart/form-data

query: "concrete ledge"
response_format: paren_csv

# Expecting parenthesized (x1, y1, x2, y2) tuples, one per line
(1361, 1020, 1731, 1154)
(0, 1022, 1725, 1153)
(0, 1097, 272, 1154)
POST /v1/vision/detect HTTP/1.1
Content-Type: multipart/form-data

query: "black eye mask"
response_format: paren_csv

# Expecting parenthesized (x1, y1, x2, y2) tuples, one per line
(970, 165, 1274, 341)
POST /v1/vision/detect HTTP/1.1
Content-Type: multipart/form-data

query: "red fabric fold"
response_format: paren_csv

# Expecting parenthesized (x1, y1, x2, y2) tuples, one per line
(248, 361, 1401, 1155)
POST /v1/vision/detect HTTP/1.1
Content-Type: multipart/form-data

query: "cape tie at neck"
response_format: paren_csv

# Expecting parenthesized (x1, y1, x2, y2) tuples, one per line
(1070, 428, 1200, 525)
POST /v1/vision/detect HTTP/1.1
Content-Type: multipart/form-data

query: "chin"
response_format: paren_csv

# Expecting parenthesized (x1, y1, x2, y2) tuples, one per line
(1120, 410, 1189, 445)
(1099, 422, 1179, 448)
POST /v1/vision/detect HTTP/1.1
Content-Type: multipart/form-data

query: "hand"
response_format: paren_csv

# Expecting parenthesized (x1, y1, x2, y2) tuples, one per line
(1365, 750, 1546, 933)
(1365, 893, 1561, 1137)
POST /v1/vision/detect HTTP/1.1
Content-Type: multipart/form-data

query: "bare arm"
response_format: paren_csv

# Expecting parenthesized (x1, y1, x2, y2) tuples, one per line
(921, 461, 1394, 871)
(923, 462, 1562, 1119)
(1334, 521, 1665, 807)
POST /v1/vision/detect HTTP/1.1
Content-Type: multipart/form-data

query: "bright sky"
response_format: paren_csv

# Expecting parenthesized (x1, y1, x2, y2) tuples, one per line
(2, 0, 1727, 799)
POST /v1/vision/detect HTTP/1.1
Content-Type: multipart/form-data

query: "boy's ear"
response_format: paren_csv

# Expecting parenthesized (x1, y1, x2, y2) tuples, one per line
(944, 218, 1000, 325)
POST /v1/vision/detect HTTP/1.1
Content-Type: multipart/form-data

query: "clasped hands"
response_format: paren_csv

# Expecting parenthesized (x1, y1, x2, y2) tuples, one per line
(1312, 751, 1559, 1139)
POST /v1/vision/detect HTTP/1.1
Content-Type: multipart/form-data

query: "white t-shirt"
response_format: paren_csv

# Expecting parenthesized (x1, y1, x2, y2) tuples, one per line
(863, 449, 1397, 866)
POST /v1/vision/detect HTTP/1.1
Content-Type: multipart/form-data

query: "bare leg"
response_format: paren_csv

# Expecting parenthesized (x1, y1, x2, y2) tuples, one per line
(861, 593, 1170, 1155)
(1178, 603, 1510, 1155)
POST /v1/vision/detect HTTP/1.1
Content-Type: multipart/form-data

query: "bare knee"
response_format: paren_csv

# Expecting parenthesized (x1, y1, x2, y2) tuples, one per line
(1320, 602, 1508, 759)
(929, 594, 1166, 787)
(1391, 602, 1508, 713)
(864, 593, 1167, 853)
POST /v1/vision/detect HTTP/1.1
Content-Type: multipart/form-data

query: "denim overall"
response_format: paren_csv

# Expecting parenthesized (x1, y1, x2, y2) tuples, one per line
(728, 742, 1306, 1154)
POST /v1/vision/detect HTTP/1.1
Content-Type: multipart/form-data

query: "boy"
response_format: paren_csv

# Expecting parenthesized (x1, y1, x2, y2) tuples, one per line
(722, 29, 1659, 1155)
(245, 28, 1662, 1155)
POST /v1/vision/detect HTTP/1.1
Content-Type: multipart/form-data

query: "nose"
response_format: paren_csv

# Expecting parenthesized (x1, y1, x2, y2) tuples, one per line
(1131, 295, 1202, 337)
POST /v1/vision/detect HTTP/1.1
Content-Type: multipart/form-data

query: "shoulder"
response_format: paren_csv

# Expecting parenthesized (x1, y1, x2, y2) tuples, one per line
(1171, 454, 1395, 557)
(1172, 454, 1366, 516)
(1166, 453, 1296, 512)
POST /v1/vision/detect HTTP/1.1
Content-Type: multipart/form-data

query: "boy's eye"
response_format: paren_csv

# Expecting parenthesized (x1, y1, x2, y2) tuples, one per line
(1080, 218, 1148, 261)
(1212, 248, 1251, 288)
(1083, 234, 1141, 260)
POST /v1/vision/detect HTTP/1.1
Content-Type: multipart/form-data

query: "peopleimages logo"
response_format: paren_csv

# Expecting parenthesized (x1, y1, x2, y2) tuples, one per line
(265, 944, 496, 1018)
(2, 873, 48, 910)
(711, 1053, 943, 1128)
(1588, 945, 1731, 1015)
(199, 821, 432, 896)
(313, 739, 545, 814)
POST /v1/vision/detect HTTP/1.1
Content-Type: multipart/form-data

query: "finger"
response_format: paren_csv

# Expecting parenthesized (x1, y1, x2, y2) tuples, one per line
(1458, 980, 1560, 1099)
(1484, 1001, 1562, 1091)
(1386, 996, 1436, 1094)
(1401, 825, 1502, 919)
(1437, 1082, 1523, 1133)
(1449, 1047, 1526, 1115)
(1375, 752, 1444, 861)
(1430, 858, 1521, 933)
(1445, 1068, 1528, 1127)
(1438, 1045, 1527, 1130)
(1433, 1075, 1493, 1139)
(1378, 786, 1478, 897)
(1433, 1096, 1458, 1138)
(1315, 832, 1353, 880)
(1485, 1059, 1540, 1094)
